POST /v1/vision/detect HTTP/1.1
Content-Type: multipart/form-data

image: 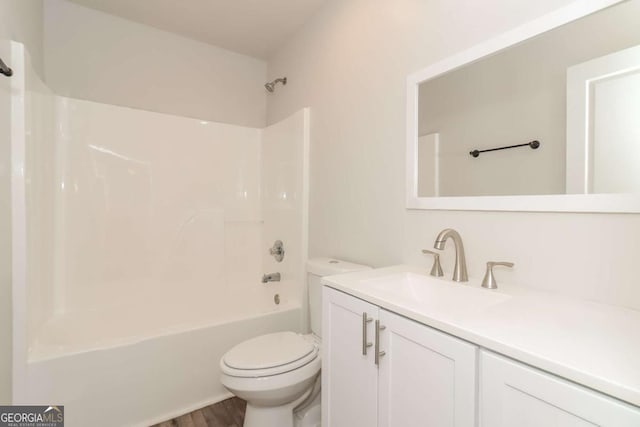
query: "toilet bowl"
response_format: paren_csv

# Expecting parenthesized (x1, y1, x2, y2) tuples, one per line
(220, 332, 321, 427)
(219, 258, 370, 427)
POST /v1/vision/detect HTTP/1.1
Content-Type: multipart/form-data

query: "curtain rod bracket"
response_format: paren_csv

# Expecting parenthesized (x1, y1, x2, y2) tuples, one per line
(0, 56, 12, 77)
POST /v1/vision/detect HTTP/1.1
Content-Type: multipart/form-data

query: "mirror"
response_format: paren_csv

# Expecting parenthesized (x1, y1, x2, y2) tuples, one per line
(407, 0, 640, 212)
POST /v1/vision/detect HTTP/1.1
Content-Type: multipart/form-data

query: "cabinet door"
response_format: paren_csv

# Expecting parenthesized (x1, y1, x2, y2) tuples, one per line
(322, 287, 379, 427)
(480, 351, 640, 426)
(378, 309, 478, 427)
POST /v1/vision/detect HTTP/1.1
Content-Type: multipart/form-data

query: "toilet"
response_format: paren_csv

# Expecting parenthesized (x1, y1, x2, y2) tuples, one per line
(220, 258, 370, 427)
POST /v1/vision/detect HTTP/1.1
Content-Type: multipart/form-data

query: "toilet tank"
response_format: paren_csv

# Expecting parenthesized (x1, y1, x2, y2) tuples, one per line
(306, 258, 371, 338)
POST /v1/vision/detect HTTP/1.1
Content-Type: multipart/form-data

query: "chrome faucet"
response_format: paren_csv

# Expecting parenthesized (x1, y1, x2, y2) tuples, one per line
(434, 228, 468, 282)
(262, 272, 281, 283)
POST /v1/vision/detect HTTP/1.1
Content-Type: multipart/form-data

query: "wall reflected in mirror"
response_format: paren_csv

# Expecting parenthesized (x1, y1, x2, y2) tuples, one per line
(417, 0, 640, 197)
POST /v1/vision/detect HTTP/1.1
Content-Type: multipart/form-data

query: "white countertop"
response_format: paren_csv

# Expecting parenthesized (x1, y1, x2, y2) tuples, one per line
(322, 265, 640, 407)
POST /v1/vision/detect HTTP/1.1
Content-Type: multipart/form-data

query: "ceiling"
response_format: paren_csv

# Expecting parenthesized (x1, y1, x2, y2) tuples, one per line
(68, 0, 326, 59)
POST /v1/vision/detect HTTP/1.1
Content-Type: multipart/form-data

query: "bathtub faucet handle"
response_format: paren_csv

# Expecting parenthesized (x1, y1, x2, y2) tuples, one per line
(262, 272, 281, 283)
(269, 240, 285, 262)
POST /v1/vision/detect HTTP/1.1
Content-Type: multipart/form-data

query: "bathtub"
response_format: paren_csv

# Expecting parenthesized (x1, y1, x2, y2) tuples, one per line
(21, 291, 301, 427)
(10, 45, 310, 426)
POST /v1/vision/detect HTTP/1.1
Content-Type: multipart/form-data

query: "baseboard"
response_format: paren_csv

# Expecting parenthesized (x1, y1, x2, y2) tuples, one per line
(133, 391, 235, 427)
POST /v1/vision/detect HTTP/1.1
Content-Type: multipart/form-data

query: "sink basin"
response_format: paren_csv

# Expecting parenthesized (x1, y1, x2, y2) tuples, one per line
(361, 272, 511, 315)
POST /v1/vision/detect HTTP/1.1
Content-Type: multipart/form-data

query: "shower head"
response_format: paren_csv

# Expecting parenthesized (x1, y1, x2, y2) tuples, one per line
(265, 77, 287, 93)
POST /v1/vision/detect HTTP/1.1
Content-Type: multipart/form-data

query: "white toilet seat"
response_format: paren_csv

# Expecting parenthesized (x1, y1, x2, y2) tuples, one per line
(221, 332, 320, 378)
(221, 355, 321, 395)
(221, 350, 319, 378)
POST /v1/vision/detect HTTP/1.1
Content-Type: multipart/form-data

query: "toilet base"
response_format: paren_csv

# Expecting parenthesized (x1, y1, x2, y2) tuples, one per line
(242, 398, 321, 427)
(243, 385, 313, 427)
(244, 402, 296, 427)
(294, 391, 321, 427)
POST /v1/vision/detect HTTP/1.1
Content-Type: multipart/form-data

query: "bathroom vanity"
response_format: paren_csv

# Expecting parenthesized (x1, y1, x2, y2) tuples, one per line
(321, 266, 640, 427)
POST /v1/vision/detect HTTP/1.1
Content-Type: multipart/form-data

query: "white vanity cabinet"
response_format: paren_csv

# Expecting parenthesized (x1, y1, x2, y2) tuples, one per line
(322, 287, 477, 427)
(480, 351, 640, 427)
(322, 286, 379, 427)
(322, 265, 640, 426)
(377, 309, 477, 427)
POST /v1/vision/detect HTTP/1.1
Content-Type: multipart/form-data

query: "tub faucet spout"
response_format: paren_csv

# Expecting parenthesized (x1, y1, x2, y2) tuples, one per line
(262, 272, 281, 283)
(434, 228, 468, 282)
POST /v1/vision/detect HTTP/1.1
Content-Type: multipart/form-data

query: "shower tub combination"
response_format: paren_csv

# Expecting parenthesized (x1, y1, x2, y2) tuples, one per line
(7, 41, 310, 426)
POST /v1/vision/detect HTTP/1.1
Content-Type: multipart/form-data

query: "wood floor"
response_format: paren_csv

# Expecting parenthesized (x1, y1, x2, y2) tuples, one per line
(153, 397, 246, 427)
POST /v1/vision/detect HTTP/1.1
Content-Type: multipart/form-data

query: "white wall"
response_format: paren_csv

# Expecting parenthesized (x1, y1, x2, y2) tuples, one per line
(0, 0, 44, 405)
(266, 0, 640, 310)
(44, 0, 268, 128)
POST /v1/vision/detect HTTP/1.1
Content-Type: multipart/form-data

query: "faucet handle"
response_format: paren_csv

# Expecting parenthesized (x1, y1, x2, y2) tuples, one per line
(422, 249, 444, 277)
(269, 240, 285, 262)
(481, 261, 514, 289)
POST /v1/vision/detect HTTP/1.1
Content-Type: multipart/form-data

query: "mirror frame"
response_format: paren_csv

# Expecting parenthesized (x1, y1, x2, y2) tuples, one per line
(406, 0, 640, 213)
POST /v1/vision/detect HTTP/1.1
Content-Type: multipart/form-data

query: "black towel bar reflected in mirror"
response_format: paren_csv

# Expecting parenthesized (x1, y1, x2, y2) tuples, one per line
(470, 140, 540, 158)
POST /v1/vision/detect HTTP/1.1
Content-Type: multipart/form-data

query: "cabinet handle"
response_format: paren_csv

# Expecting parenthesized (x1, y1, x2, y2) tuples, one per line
(362, 312, 373, 355)
(375, 320, 386, 365)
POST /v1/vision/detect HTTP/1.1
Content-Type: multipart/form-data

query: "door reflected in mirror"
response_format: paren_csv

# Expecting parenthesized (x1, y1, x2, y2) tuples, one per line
(416, 0, 640, 198)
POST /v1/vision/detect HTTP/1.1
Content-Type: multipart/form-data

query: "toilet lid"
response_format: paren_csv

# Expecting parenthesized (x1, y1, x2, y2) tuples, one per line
(223, 332, 317, 371)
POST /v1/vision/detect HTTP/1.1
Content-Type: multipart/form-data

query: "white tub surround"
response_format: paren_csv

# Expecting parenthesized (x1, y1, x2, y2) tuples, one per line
(322, 265, 640, 408)
(9, 41, 311, 426)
